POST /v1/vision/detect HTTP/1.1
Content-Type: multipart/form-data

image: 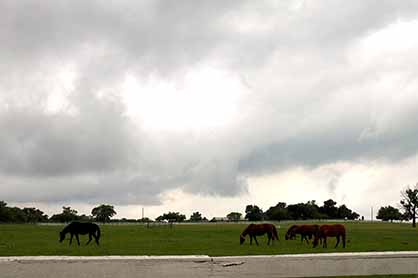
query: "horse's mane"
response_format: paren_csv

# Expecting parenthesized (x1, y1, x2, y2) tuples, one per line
(61, 222, 74, 234)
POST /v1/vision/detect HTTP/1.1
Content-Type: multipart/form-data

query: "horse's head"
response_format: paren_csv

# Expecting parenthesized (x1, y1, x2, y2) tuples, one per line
(285, 229, 295, 240)
(285, 225, 297, 240)
(59, 231, 65, 243)
(285, 231, 292, 240)
(240, 235, 245, 245)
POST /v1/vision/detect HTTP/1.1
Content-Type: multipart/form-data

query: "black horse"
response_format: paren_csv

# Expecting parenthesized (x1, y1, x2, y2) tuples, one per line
(59, 222, 101, 246)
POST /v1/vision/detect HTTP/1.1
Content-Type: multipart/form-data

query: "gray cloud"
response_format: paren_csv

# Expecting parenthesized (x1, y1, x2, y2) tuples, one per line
(1, 1, 418, 208)
(0, 92, 138, 177)
(3, 1, 418, 73)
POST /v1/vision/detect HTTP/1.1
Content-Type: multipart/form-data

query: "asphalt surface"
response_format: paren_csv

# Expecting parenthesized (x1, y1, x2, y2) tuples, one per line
(2, 252, 418, 278)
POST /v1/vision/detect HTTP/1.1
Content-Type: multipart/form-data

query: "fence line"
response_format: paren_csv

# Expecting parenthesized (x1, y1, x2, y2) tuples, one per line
(2, 251, 418, 278)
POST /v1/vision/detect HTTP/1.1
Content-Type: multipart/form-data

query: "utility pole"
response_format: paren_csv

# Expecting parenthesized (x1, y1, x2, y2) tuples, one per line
(142, 207, 144, 220)
(371, 206, 373, 222)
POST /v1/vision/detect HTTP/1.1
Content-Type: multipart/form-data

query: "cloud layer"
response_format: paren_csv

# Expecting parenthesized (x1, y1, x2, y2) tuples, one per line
(2, 1, 418, 215)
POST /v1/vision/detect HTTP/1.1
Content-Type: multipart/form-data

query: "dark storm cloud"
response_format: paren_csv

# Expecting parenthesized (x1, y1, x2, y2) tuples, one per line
(2, 1, 417, 73)
(1, 1, 418, 206)
(0, 93, 138, 177)
(0, 0, 240, 75)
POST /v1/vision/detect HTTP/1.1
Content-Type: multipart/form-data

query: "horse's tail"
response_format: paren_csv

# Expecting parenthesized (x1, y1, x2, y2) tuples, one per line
(272, 225, 279, 241)
(341, 225, 347, 248)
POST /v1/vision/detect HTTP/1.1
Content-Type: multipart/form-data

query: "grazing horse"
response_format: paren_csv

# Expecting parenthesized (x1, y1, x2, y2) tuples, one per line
(313, 224, 346, 248)
(285, 225, 299, 240)
(59, 222, 101, 246)
(240, 223, 279, 245)
(285, 224, 319, 244)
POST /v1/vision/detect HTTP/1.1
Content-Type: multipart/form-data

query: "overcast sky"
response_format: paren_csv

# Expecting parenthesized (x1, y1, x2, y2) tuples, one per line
(2, 0, 418, 220)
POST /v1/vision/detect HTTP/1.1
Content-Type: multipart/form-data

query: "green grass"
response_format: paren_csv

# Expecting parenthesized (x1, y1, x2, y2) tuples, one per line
(0, 222, 418, 256)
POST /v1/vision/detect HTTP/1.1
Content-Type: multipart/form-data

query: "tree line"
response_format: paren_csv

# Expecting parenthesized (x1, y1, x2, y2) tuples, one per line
(377, 185, 418, 227)
(0, 201, 116, 223)
(2, 184, 418, 226)
(0, 199, 358, 223)
(246, 199, 360, 221)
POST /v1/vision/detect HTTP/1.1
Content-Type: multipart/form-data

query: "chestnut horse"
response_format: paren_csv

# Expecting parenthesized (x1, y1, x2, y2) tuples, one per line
(285, 224, 319, 244)
(240, 223, 279, 245)
(285, 225, 299, 240)
(313, 224, 346, 248)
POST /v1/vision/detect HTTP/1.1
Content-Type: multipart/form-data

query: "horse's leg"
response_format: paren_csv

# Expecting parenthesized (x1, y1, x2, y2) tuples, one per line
(335, 235, 340, 248)
(75, 234, 80, 246)
(304, 234, 310, 245)
(323, 236, 327, 248)
(86, 233, 92, 245)
(94, 232, 100, 245)
(301, 234, 307, 244)
(267, 233, 272, 245)
(254, 236, 259, 246)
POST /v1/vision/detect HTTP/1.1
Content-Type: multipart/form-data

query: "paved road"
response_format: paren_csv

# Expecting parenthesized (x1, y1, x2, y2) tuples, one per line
(2, 252, 418, 278)
(1, 256, 212, 278)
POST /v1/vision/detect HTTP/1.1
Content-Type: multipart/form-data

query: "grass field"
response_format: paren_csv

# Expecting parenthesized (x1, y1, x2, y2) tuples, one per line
(0, 221, 418, 256)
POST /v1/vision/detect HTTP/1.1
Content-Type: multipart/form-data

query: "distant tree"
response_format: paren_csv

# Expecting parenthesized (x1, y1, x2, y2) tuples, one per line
(349, 211, 360, 220)
(138, 217, 152, 223)
(22, 207, 48, 223)
(320, 199, 338, 219)
(245, 205, 263, 221)
(337, 204, 360, 220)
(62, 206, 79, 221)
(265, 202, 289, 221)
(7, 207, 26, 223)
(286, 201, 321, 220)
(287, 203, 305, 220)
(49, 214, 62, 222)
(91, 204, 116, 222)
(303, 200, 322, 219)
(227, 212, 242, 221)
(189, 211, 203, 222)
(50, 206, 79, 223)
(0, 201, 11, 222)
(377, 206, 402, 222)
(400, 185, 418, 227)
(78, 214, 92, 221)
(156, 212, 186, 222)
(0, 202, 48, 223)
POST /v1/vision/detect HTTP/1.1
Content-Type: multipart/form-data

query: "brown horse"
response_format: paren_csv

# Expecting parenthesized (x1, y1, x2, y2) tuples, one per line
(285, 224, 319, 244)
(285, 225, 299, 240)
(240, 223, 279, 245)
(313, 224, 346, 248)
